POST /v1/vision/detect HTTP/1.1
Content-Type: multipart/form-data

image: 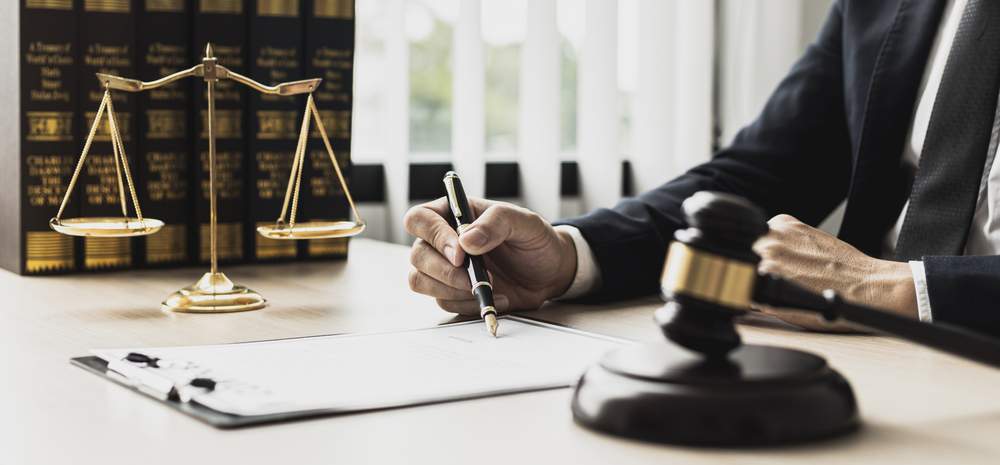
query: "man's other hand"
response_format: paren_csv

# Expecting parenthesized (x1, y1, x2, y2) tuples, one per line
(752, 214, 919, 331)
(404, 197, 578, 315)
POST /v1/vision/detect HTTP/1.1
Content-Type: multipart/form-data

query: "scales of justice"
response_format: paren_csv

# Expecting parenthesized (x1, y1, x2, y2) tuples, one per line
(48, 44, 365, 313)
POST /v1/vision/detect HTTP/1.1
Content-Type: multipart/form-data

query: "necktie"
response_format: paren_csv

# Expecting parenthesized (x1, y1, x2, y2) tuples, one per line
(895, 0, 1000, 261)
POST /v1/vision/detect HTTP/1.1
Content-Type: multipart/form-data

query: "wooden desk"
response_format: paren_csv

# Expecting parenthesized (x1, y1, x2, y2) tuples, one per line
(3, 238, 999, 464)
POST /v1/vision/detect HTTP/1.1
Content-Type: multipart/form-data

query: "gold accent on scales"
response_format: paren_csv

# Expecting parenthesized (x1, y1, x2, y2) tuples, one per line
(49, 44, 365, 314)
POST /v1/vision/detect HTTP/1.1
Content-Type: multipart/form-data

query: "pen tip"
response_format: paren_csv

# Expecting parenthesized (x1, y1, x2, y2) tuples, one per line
(486, 313, 498, 338)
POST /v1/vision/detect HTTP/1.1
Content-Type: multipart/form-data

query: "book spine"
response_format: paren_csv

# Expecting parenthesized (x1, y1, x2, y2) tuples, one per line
(136, 0, 193, 268)
(18, 0, 80, 274)
(77, 0, 137, 271)
(192, 0, 247, 265)
(247, 0, 303, 262)
(301, 0, 354, 260)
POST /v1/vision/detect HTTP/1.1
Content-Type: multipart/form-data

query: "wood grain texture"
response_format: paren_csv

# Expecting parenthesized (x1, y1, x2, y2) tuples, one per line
(2, 238, 1000, 464)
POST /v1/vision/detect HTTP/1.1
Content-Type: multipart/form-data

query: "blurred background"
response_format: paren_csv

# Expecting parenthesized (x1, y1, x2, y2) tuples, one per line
(348, 0, 835, 244)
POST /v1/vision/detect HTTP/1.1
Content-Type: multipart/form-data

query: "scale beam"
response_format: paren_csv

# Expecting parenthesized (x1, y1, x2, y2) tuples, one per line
(96, 66, 321, 96)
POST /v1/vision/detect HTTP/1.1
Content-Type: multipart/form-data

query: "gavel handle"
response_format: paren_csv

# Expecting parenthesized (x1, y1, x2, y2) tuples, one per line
(754, 273, 1000, 370)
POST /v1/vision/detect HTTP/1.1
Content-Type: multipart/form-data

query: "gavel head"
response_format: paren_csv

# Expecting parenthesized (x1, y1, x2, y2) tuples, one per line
(656, 191, 769, 358)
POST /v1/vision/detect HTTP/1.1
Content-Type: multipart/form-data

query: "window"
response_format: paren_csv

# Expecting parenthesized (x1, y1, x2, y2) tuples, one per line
(408, 0, 453, 154)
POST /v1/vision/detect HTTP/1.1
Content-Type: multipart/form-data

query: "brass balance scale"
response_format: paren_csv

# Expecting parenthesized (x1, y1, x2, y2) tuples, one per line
(48, 44, 365, 313)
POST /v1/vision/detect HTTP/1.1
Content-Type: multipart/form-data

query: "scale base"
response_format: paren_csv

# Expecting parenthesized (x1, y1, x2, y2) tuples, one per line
(162, 272, 267, 313)
(572, 343, 858, 446)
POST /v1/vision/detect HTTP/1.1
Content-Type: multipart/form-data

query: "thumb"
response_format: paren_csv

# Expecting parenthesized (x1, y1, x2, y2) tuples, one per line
(458, 204, 544, 255)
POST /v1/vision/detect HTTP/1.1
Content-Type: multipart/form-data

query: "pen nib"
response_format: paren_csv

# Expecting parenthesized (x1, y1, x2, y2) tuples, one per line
(485, 313, 499, 338)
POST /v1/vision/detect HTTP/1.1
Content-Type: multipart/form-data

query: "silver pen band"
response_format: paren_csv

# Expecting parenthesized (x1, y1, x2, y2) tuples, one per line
(480, 305, 497, 318)
(472, 281, 492, 293)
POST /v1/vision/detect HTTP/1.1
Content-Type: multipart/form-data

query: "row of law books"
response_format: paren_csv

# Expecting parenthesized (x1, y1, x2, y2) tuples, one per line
(1, 0, 355, 275)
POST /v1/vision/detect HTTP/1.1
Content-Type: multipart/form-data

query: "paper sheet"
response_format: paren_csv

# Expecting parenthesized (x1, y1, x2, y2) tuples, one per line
(92, 317, 624, 417)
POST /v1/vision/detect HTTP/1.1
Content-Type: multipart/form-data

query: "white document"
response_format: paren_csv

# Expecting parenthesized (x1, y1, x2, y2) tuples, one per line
(92, 317, 624, 417)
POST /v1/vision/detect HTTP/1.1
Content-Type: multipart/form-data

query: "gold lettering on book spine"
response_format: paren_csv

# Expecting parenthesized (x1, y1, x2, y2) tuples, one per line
(146, 110, 186, 139)
(26, 0, 73, 10)
(25, 232, 74, 273)
(255, 151, 293, 199)
(84, 237, 132, 269)
(310, 110, 350, 140)
(308, 237, 348, 257)
(200, 223, 243, 261)
(84, 154, 124, 206)
(146, 152, 188, 201)
(314, 0, 353, 18)
(26, 112, 73, 142)
(146, 0, 185, 12)
(258, 0, 299, 17)
(26, 154, 73, 207)
(146, 224, 187, 264)
(200, 151, 242, 199)
(257, 110, 299, 140)
(201, 110, 241, 139)
(308, 150, 348, 198)
(200, 0, 242, 14)
(85, 112, 132, 141)
(84, 0, 131, 13)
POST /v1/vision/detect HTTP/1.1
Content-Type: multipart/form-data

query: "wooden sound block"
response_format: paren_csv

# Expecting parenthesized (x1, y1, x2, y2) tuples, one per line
(571, 343, 858, 446)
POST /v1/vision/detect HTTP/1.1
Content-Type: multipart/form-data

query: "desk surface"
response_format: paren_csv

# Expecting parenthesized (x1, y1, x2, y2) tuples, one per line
(3, 238, 999, 464)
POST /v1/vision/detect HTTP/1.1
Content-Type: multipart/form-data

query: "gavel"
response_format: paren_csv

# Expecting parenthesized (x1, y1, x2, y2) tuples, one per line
(659, 191, 1000, 367)
(571, 191, 1000, 446)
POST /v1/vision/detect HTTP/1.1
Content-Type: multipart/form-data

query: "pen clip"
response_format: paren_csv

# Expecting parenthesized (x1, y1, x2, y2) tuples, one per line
(443, 173, 462, 219)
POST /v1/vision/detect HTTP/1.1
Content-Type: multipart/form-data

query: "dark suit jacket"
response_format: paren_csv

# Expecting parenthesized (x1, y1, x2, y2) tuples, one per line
(562, 0, 1000, 335)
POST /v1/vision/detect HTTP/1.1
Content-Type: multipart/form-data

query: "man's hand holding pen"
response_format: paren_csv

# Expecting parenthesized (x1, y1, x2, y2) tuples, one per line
(404, 194, 578, 316)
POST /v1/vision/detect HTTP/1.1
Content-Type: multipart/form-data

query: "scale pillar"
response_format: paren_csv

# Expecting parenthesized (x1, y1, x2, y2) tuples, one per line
(162, 44, 266, 314)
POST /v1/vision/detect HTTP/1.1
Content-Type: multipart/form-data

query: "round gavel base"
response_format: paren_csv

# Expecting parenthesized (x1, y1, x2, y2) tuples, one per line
(572, 343, 858, 446)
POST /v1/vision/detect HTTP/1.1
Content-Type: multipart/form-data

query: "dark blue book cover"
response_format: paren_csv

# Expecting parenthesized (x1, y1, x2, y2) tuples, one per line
(77, 0, 138, 271)
(16, 0, 80, 274)
(246, 0, 303, 262)
(192, 0, 247, 264)
(136, 0, 194, 267)
(301, 0, 354, 260)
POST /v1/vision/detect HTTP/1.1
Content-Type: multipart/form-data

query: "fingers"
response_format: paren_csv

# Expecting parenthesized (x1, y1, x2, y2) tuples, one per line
(458, 203, 546, 255)
(435, 294, 510, 315)
(409, 239, 470, 290)
(408, 268, 471, 301)
(404, 197, 463, 266)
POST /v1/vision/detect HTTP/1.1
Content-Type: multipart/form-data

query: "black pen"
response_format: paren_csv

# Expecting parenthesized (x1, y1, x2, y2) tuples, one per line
(443, 171, 499, 337)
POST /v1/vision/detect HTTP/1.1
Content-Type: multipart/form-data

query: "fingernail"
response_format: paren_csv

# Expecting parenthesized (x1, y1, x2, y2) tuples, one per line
(443, 244, 457, 265)
(463, 228, 488, 248)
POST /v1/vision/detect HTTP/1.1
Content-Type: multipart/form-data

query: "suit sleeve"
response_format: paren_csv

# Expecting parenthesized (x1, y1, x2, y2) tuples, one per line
(923, 256, 1000, 337)
(557, 1, 853, 302)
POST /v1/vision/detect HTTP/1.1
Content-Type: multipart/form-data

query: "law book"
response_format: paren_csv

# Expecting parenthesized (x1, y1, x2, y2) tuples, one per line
(136, 0, 194, 267)
(192, 0, 247, 264)
(76, 0, 138, 271)
(300, 0, 354, 260)
(0, 0, 80, 275)
(246, 0, 304, 262)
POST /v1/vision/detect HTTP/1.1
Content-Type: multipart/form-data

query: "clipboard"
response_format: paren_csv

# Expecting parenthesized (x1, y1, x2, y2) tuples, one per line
(71, 317, 624, 429)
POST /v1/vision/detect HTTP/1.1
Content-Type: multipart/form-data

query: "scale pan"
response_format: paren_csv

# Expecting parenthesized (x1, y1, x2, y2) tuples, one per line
(256, 220, 365, 240)
(49, 217, 164, 237)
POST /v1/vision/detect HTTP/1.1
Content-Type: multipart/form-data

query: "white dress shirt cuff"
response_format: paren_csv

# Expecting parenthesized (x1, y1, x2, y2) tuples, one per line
(553, 225, 602, 299)
(909, 260, 933, 323)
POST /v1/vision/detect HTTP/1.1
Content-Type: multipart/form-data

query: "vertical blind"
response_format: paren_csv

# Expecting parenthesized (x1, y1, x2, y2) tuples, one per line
(360, 0, 831, 244)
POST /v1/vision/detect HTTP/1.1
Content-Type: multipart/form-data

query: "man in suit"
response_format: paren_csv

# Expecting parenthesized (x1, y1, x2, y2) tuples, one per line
(404, 0, 1000, 334)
